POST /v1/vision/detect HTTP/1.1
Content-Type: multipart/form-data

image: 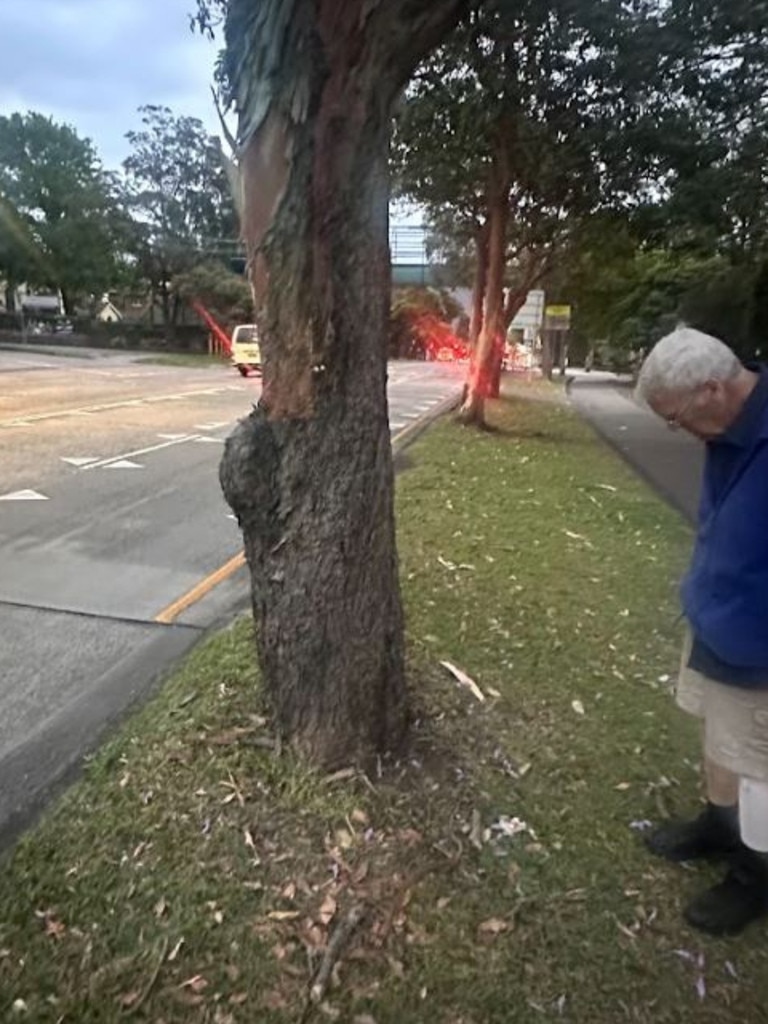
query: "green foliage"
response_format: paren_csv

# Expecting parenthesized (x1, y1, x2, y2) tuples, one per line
(389, 287, 462, 358)
(395, 1, 647, 273)
(173, 261, 253, 327)
(122, 105, 237, 324)
(0, 113, 124, 312)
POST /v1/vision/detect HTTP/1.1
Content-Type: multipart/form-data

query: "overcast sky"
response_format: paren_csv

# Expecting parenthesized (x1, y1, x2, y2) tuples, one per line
(0, 0, 222, 169)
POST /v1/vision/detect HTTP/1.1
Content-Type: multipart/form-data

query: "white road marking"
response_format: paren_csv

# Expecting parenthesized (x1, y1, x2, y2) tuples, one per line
(82, 434, 199, 471)
(390, 422, 407, 430)
(105, 459, 143, 470)
(157, 433, 189, 441)
(61, 457, 100, 467)
(0, 489, 49, 501)
(194, 436, 225, 444)
(194, 421, 228, 430)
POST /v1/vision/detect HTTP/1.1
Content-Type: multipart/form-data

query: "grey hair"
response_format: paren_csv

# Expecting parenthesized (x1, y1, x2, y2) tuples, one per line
(635, 326, 741, 401)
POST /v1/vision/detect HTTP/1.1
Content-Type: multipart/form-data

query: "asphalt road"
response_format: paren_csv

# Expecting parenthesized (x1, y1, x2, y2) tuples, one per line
(0, 346, 463, 842)
(568, 370, 704, 522)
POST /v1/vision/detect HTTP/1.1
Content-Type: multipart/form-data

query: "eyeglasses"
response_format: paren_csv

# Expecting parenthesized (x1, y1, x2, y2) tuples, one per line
(665, 389, 700, 431)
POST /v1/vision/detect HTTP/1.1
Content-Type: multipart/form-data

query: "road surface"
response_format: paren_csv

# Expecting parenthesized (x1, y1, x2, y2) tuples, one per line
(0, 346, 462, 841)
(568, 370, 703, 523)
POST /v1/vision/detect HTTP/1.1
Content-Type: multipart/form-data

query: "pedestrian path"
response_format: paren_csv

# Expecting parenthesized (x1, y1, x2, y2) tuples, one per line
(569, 374, 703, 523)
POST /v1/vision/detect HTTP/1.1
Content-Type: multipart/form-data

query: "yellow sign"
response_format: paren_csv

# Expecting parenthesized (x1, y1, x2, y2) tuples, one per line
(545, 305, 572, 317)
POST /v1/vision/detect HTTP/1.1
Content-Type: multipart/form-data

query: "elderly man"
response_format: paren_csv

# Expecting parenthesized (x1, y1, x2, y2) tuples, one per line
(635, 326, 768, 935)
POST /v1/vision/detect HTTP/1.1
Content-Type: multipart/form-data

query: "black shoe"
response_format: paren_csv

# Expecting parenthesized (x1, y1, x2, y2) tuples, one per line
(645, 803, 740, 862)
(684, 851, 768, 936)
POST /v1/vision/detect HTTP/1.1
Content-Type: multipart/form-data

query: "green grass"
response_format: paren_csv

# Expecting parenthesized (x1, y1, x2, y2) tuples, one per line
(135, 353, 229, 368)
(2, 381, 764, 1023)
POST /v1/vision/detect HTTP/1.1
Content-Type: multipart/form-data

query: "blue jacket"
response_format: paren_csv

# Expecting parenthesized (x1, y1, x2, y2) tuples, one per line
(682, 365, 768, 685)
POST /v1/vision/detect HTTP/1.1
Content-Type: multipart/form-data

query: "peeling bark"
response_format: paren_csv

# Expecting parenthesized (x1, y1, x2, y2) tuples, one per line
(220, 0, 469, 767)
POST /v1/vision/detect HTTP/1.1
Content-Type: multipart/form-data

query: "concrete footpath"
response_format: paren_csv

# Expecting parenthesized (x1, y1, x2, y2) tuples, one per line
(567, 371, 703, 523)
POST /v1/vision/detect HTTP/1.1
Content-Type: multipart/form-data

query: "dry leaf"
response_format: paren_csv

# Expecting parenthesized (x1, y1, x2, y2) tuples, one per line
(180, 975, 208, 993)
(229, 992, 248, 1005)
(478, 918, 509, 936)
(440, 660, 486, 702)
(318, 895, 337, 926)
(168, 937, 185, 962)
(267, 910, 300, 922)
(351, 808, 369, 826)
(281, 882, 297, 900)
(571, 699, 585, 715)
(44, 916, 66, 941)
(154, 897, 168, 918)
(334, 828, 354, 849)
(119, 991, 140, 1008)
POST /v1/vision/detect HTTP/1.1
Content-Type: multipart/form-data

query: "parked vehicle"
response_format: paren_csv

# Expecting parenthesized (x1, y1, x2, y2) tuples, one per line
(230, 324, 262, 377)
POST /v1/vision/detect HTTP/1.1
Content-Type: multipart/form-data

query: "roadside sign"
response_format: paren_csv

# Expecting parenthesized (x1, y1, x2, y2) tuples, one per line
(544, 304, 572, 331)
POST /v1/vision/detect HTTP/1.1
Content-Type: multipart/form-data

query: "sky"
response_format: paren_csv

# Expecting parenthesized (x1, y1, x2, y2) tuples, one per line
(0, 0, 223, 169)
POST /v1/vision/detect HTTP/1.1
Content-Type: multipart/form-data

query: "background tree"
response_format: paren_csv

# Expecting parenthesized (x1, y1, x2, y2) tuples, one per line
(393, 0, 634, 422)
(198, 0, 471, 767)
(173, 261, 253, 329)
(123, 105, 237, 329)
(0, 112, 122, 313)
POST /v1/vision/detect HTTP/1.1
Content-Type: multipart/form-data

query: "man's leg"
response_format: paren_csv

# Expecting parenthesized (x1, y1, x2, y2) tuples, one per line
(646, 737, 740, 862)
(705, 754, 739, 806)
(684, 776, 768, 936)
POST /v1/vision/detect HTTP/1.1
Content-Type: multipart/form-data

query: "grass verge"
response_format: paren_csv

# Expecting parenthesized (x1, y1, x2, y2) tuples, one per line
(2, 382, 764, 1024)
(136, 354, 230, 368)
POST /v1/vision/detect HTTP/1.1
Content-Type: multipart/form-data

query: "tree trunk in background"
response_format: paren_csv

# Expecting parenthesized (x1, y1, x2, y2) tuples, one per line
(459, 183, 508, 426)
(486, 286, 528, 398)
(219, 0, 468, 768)
(469, 223, 488, 347)
(4, 281, 16, 313)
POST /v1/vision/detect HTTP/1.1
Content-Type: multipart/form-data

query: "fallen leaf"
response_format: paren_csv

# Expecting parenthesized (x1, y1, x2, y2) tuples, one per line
(318, 895, 337, 926)
(440, 660, 486, 703)
(44, 916, 66, 941)
(334, 828, 354, 850)
(281, 882, 297, 901)
(267, 910, 301, 922)
(180, 975, 208, 993)
(571, 699, 585, 716)
(243, 828, 256, 850)
(119, 991, 140, 1008)
(154, 897, 168, 918)
(478, 918, 509, 936)
(351, 808, 369, 826)
(229, 992, 248, 1005)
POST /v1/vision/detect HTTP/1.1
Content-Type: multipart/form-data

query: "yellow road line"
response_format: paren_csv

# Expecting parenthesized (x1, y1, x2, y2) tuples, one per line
(154, 551, 246, 624)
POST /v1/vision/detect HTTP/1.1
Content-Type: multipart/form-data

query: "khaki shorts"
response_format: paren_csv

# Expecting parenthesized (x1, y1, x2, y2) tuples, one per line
(677, 631, 768, 782)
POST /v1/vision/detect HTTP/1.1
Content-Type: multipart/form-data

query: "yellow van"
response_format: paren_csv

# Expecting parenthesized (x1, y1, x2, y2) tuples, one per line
(231, 324, 262, 377)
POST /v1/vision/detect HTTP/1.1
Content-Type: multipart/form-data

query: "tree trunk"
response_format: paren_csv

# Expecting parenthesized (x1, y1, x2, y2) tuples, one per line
(219, 0, 468, 768)
(540, 331, 554, 380)
(486, 286, 528, 398)
(459, 185, 508, 426)
(60, 288, 75, 316)
(4, 280, 16, 313)
(469, 223, 488, 347)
